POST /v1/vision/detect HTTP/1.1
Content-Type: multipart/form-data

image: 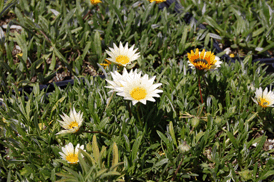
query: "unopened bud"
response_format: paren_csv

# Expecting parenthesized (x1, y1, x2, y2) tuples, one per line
(178, 141, 190, 153)
(86, 143, 92, 152)
(191, 117, 200, 128)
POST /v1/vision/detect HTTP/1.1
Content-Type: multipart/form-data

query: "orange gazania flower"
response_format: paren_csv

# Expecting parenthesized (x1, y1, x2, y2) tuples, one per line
(187, 49, 222, 71)
(148, 0, 166, 4)
(90, 0, 101, 5)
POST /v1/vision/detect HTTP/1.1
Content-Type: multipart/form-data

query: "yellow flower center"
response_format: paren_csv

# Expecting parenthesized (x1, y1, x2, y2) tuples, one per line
(65, 153, 78, 164)
(68, 121, 79, 129)
(130, 87, 147, 100)
(149, 0, 166, 3)
(90, 0, 101, 5)
(116, 55, 130, 65)
(258, 97, 270, 108)
(192, 58, 211, 70)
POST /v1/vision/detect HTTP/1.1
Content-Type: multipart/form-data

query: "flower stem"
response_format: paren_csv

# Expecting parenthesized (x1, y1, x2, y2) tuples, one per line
(202, 74, 208, 87)
(198, 76, 204, 104)
(171, 155, 184, 181)
(83, 10, 91, 20)
(127, 101, 132, 117)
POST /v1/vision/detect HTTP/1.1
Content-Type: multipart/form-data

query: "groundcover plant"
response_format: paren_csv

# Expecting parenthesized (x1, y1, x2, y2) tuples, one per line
(1, 0, 274, 181)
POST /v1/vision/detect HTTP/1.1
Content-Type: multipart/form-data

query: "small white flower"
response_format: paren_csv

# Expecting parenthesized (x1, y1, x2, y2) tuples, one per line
(252, 87, 274, 108)
(56, 107, 83, 135)
(105, 68, 141, 93)
(115, 69, 163, 105)
(106, 42, 140, 66)
(223, 47, 231, 55)
(59, 142, 85, 164)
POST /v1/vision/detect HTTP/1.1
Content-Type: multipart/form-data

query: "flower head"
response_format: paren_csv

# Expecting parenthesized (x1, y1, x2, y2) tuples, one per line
(106, 42, 140, 67)
(105, 68, 141, 93)
(114, 69, 163, 105)
(187, 48, 222, 71)
(148, 0, 166, 3)
(252, 87, 274, 108)
(56, 107, 83, 135)
(90, 0, 101, 5)
(59, 142, 85, 164)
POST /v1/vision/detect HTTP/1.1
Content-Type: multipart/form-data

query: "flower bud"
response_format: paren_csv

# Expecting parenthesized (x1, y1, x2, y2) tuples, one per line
(86, 143, 93, 153)
(191, 117, 200, 128)
(178, 141, 190, 153)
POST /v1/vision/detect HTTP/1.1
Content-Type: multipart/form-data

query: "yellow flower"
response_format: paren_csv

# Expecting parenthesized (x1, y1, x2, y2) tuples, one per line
(229, 54, 235, 58)
(16, 53, 23, 58)
(90, 0, 101, 5)
(148, 0, 166, 3)
(187, 48, 222, 71)
(100, 59, 112, 69)
(59, 143, 85, 164)
(252, 87, 274, 108)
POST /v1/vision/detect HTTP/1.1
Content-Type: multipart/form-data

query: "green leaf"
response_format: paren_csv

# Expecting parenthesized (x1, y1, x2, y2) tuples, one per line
(60, 8, 76, 34)
(51, 96, 66, 112)
(112, 142, 119, 171)
(131, 135, 143, 162)
(92, 135, 100, 163)
(155, 158, 169, 167)
(94, 31, 102, 57)
(14, 32, 27, 62)
(258, 42, 274, 53)
(169, 121, 177, 147)
(252, 27, 265, 37)
(259, 170, 274, 180)
(254, 135, 266, 158)
(52, 45, 69, 65)
(49, 52, 56, 71)
(104, 0, 125, 30)
(226, 131, 238, 149)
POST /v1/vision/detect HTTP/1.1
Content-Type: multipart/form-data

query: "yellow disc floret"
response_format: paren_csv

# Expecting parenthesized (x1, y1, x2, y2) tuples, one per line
(65, 153, 79, 164)
(116, 55, 130, 65)
(149, 0, 166, 3)
(90, 0, 101, 5)
(130, 87, 147, 101)
(68, 121, 79, 129)
(258, 97, 270, 108)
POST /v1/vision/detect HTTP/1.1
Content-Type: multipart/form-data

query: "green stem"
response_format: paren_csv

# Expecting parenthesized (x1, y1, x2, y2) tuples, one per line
(127, 101, 132, 117)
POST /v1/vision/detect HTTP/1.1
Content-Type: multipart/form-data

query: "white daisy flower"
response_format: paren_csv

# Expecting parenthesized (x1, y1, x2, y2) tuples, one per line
(105, 68, 141, 93)
(106, 42, 140, 66)
(56, 107, 83, 135)
(187, 48, 222, 71)
(252, 87, 274, 108)
(115, 69, 163, 105)
(59, 142, 85, 164)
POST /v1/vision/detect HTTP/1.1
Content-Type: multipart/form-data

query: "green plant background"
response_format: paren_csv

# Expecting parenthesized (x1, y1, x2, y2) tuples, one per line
(1, 0, 274, 181)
